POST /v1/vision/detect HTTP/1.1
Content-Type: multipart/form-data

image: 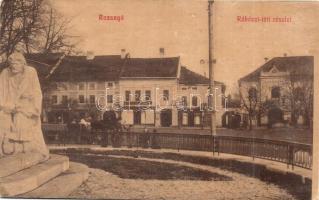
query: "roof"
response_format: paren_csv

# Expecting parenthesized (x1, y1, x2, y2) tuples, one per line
(25, 53, 180, 81)
(120, 57, 179, 78)
(26, 54, 123, 82)
(239, 56, 314, 82)
(25, 53, 61, 82)
(179, 66, 223, 85)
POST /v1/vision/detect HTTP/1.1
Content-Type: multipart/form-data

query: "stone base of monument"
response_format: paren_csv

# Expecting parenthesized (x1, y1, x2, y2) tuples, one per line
(0, 154, 88, 198)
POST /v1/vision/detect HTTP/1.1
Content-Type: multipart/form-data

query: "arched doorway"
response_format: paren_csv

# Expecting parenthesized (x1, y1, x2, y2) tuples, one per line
(268, 107, 283, 127)
(160, 109, 172, 127)
(271, 87, 281, 99)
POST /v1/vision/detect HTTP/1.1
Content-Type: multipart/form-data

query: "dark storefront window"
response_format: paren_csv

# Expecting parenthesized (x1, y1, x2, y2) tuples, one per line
(79, 95, 85, 103)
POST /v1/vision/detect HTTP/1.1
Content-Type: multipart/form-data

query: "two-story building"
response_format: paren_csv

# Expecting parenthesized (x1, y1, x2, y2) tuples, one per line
(178, 66, 225, 127)
(118, 56, 180, 127)
(26, 51, 225, 127)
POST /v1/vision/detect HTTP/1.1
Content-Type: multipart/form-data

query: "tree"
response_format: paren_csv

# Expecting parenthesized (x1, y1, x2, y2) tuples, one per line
(290, 83, 313, 127)
(35, 2, 78, 54)
(286, 73, 313, 128)
(224, 94, 241, 109)
(239, 83, 259, 130)
(0, 0, 43, 56)
(0, 0, 78, 56)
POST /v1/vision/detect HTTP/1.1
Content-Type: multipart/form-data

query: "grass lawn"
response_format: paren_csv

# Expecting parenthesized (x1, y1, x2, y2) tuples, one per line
(67, 153, 232, 181)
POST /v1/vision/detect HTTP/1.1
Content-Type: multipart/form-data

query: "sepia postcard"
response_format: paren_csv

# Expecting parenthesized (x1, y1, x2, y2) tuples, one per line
(0, 0, 318, 199)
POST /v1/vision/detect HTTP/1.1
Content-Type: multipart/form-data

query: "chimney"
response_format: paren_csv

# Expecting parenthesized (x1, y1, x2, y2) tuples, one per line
(159, 48, 165, 57)
(264, 57, 268, 62)
(86, 51, 94, 60)
(121, 49, 126, 59)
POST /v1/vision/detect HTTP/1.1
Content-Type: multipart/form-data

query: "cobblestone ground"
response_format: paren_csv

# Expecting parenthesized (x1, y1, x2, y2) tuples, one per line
(69, 156, 296, 200)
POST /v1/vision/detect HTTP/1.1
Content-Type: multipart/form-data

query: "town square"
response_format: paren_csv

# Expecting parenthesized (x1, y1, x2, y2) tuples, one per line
(0, 0, 317, 199)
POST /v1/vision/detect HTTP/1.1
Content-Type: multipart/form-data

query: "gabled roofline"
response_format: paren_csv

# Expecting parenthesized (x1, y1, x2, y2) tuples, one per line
(238, 56, 314, 83)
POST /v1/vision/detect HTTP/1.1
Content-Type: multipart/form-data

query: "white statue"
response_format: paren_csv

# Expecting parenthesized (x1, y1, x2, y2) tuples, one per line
(0, 51, 49, 159)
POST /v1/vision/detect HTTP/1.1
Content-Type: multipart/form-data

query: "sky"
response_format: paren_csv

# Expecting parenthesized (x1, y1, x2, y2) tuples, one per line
(51, 0, 319, 94)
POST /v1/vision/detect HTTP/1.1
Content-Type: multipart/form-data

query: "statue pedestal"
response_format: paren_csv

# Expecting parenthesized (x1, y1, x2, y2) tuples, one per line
(0, 152, 46, 178)
(0, 154, 89, 198)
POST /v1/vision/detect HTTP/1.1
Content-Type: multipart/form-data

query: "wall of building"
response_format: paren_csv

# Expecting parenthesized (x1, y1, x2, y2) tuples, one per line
(119, 78, 178, 108)
(239, 70, 311, 126)
(119, 78, 178, 126)
(177, 83, 224, 127)
(45, 80, 119, 122)
(47, 81, 118, 105)
(44, 78, 226, 128)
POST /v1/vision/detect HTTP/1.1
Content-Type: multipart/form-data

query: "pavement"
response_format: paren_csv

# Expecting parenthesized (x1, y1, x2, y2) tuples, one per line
(129, 126, 313, 144)
(69, 154, 299, 200)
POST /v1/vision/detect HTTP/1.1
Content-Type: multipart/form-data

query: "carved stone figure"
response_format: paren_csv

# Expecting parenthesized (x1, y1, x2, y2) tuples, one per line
(0, 52, 49, 159)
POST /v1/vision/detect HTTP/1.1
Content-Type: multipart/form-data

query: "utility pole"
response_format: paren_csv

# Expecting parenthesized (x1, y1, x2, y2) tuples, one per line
(208, 0, 216, 136)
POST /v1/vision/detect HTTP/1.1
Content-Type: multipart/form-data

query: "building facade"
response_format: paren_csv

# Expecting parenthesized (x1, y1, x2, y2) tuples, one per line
(26, 52, 225, 127)
(238, 56, 314, 127)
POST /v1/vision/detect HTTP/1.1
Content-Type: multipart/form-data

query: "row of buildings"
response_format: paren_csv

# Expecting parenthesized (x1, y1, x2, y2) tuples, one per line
(24, 49, 313, 129)
(26, 49, 226, 128)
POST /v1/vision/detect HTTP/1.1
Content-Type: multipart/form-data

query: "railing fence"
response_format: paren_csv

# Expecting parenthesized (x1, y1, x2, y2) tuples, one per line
(42, 124, 312, 170)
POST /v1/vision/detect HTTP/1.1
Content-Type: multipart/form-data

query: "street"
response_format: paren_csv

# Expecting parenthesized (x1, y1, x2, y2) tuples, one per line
(129, 126, 313, 144)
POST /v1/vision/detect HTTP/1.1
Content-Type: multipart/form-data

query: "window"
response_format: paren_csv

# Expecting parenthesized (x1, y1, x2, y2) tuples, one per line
(135, 90, 141, 101)
(192, 87, 197, 90)
(271, 87, 280, 98)
(145, 90, 151, 101)
(125, 91, 131, 101)
(69, 83, 77, 90)
(107, 82, 113, 87)
(52, 95, 58, 104)
(79, 95, 85, 103)
(60, 83, 68, 90)
(182, 96, 187, 106)
(107, 95, 113, 103)
(192, 96, 198, 107)
(293, 87, 304, 102)
(62, 95, 68, 105)
(89, 95, 95, 104)
(89, 83, 95, 90)
(163, 90, 169, 100)
(182, 87, 187, 90)
(79, 83, 85, 90)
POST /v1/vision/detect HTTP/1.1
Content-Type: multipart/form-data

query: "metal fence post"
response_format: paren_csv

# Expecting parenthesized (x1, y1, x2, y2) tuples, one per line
(212, 135, 215, 156)
(287, 143, 295, 170)
(177, 135, 180, 152)
(217, 136, 220, 156)
(291, 144, 294, 170)
(252, 138, 255, 161)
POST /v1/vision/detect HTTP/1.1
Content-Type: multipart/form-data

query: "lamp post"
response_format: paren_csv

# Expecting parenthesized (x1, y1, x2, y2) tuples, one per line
(208, 0, 217, 156)
(208, 0, 216, 136)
